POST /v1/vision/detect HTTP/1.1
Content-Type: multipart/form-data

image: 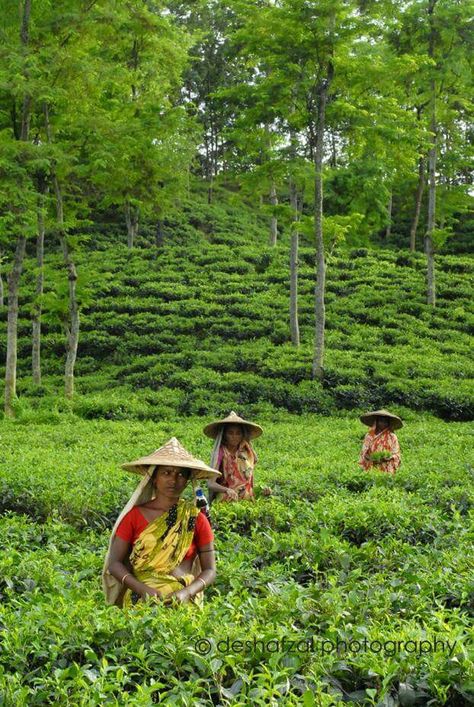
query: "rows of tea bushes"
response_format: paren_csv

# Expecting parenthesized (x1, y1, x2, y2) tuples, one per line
(0, 197, 472, 422)
(0, 414, 472, 704)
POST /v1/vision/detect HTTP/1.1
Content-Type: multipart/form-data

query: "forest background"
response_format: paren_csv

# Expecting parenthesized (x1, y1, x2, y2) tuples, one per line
(0, 0, 473, 705)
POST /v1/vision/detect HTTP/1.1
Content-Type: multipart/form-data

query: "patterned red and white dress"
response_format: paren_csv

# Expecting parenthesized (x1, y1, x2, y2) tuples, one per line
(216, 441, 256, 501)
(359, 426, 401, 474)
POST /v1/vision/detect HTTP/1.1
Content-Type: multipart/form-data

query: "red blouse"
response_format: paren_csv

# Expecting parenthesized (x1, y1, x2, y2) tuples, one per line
(115, 507, 213, 561)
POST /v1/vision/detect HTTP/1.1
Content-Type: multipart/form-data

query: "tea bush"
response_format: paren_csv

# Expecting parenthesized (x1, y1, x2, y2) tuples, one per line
(0, 414, 472, 704)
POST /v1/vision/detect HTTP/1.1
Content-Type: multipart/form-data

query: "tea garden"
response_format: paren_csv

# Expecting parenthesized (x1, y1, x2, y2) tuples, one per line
(0, 199, 473, 704)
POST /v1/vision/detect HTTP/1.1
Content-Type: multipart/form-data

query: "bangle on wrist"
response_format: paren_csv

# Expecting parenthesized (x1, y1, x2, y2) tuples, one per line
(121, 572, 131, 586)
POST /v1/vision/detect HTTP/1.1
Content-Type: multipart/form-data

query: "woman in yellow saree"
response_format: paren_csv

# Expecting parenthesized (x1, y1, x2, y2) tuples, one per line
(103, 437, 220, 608)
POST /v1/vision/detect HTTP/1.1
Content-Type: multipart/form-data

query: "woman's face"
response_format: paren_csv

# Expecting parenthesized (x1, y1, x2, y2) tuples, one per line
(223, 424, 244, 448)
(375, 416, 391, 431)
(153, 465, 190, 500)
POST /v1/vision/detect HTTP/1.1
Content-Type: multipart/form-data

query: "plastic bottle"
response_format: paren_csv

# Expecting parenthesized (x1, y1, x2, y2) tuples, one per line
(195, 487, 211, 521)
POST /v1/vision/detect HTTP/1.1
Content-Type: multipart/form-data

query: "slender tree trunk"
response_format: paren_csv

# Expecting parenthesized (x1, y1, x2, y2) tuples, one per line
(312, 73, 332, 380)
(32, 189, 46, 384)
(54, 177, 79, 398)
(207, 176, 213, 205)
(133, 218, 138, 246)
(125, 202, 132, 247)
(20, 0, 32, 142)
(385, 191, 393, 240)
(289, 179, 300, 347)
(410, 158, 425, 251)
(425, 0, 438, 307)
(425, 115, 436, 306)
(331, 131, 337, 168)
(44, 103, 80, 397)
(5, 0, 31, 416)
(269, 181, 278, 246)
(125, 202, 139, 248)
(0, 255, 4, 308)
(205, 119, 213, 204)
(5, 238, 27, 416)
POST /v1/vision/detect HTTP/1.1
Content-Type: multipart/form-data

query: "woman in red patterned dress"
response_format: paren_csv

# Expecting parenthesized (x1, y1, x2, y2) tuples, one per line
(204, 411, 264, 502)
(359, 409, 402, 475)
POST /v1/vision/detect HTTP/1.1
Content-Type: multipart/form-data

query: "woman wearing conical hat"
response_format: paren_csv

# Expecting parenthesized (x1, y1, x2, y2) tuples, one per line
(102, 438, 221, 608)
(204, 411, 266, 502)
(359, 409, 402, 475)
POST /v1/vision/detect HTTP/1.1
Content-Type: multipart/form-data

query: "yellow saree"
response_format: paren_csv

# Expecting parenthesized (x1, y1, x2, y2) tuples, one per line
(122, 498, 202, 607)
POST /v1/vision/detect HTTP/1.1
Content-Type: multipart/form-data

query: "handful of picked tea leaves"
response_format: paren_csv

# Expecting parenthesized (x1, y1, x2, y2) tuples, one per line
(369, 450, 392, 463)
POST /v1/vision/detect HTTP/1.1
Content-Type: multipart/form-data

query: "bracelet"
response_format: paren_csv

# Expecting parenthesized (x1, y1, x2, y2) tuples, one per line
(121, 572, 132, 586)
(195, 577, 206, 591)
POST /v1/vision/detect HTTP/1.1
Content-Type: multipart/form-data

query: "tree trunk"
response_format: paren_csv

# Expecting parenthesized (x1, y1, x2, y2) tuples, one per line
(410, 158, 425, 251)
(207, 177, 213, 205)
(312, 73, 332, 380)
(385, 191, 393, 240)
(205, 123, 213, 204)
(425, 117, 437, 306)
(5, 237, 27, 416)
(20, 0, 32, 142)
(425, 0, 438, 307)
(269, 181, 278, 246)
(5, 0, 31, 416)
(44, 102, 80, 398)
(54, 177, 80, 399)
(0, 255, 4, 308)
(331, 131, 337, 168)
(289, 179, 300, 347)
(32, 190, 46, 384)
(125, 202, 139, 248)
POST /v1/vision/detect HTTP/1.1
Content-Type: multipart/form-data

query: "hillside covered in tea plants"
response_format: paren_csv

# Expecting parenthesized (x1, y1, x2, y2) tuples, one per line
(1, 194, 473, 424)
(0, 190, 473, 707)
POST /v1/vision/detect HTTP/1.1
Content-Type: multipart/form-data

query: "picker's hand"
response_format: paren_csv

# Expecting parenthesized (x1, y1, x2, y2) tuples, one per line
(141, 586, 163, 602)
(164, 588, 190, 605)
(225, 488, 239, 501)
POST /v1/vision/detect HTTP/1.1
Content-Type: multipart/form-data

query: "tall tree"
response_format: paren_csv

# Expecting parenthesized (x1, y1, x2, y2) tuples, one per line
(392, 0, 474, 301)
(226, 0, 410, 378)
(170, 0, 246, 202)
(87, 2, 195, 245)
(0, 0, 36, 416)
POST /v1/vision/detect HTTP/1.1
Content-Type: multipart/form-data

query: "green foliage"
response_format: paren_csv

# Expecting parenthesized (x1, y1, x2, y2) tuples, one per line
(0, 414, 472, 703)
(369, 451, 393, 463)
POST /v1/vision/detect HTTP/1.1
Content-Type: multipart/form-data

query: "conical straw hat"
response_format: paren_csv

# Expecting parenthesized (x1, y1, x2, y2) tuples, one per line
(360, 409, 403, 431)
(121, 437, 221, 480)
(203, 410, 263, 439)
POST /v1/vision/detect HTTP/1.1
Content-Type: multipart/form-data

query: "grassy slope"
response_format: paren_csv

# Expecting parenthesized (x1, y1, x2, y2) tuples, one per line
(1, 193, 472, 423)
